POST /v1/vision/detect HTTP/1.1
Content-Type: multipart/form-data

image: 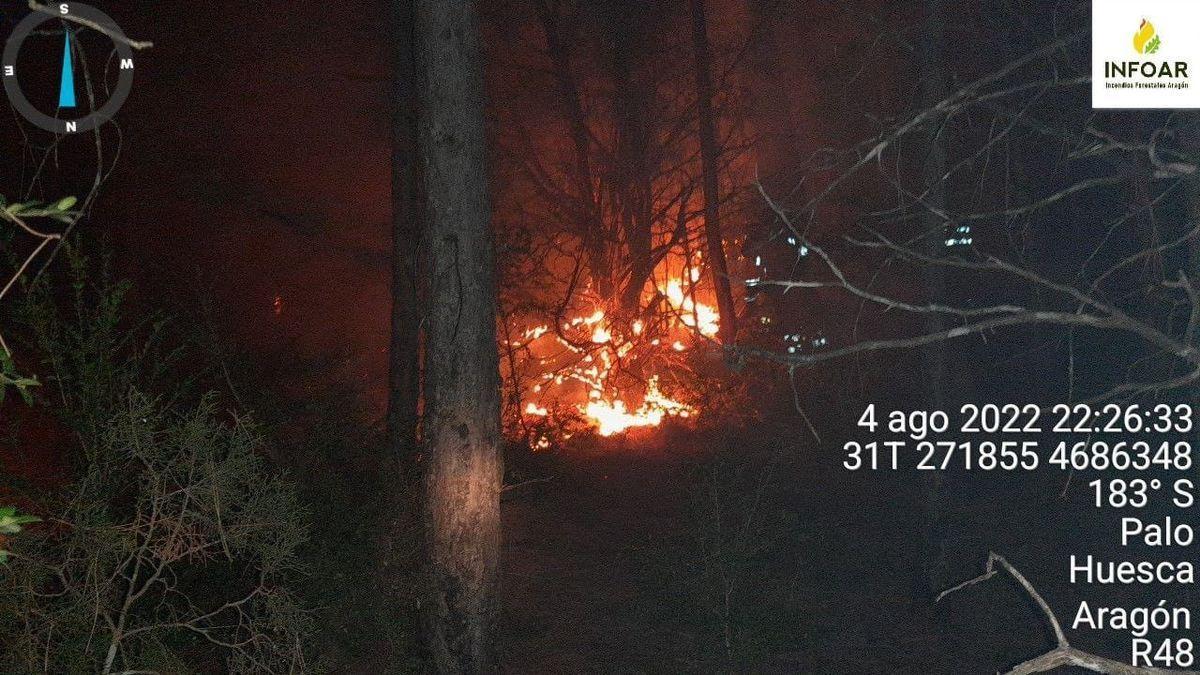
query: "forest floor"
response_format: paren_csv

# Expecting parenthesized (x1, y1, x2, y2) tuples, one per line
(495, 417, 1160, 674)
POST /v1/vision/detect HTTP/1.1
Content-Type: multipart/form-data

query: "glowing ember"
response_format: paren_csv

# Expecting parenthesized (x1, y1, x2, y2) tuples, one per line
(582, 376, 695, 436)
(523, 325, 549, 341)
(662, 280, 719, 337)
(572, 308, 605, 327)
(584, 399, 663, 436)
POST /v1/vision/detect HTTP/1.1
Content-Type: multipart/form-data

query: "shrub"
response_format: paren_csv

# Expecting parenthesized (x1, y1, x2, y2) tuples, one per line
(677, 441, 802, 669)
(0, 250, 316, 673)
(0, 392, 312, 673)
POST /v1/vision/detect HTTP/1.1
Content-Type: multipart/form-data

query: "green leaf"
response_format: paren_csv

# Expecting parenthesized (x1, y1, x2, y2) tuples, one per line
(0, 509, 40, 534)
(53, 196, 77, 212)
(1, 349, 40, 405)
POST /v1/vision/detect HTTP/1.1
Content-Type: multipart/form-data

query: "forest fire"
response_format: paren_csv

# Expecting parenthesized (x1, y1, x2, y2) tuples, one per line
(505, 263, 719, 441)
(584, 376, 694, 436)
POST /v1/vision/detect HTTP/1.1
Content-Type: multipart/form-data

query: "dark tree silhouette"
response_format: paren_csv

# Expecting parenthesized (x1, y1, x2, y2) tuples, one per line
(390, 0, 422, 460)
(917, 0, 950, 596)
(689, 0, 739, 347)
(413, 0, 503, 670)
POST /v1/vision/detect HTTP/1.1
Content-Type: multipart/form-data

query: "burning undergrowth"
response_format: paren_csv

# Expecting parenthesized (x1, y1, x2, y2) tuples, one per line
(487, 0, 766, 447)
(500, 254, 741, 448)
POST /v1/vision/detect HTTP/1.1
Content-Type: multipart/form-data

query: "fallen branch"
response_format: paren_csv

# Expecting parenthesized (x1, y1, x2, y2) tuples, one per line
(501, 477, 553, 493)
(939, 552, 1200, 675)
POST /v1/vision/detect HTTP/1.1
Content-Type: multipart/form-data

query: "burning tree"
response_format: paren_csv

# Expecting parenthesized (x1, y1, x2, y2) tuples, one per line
(487, 0, 770, 442)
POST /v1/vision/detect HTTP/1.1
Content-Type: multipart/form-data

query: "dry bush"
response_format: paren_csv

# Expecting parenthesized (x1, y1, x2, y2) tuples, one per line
(0, 251, 316, 673)
(0, 392, 313, 674)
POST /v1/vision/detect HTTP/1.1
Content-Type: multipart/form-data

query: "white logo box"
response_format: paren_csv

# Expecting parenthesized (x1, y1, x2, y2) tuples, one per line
(1093, 0, 1200, 108)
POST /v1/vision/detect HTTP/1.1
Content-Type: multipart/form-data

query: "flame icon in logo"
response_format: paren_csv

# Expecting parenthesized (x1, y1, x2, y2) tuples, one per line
(1134, 19, 1161, 54)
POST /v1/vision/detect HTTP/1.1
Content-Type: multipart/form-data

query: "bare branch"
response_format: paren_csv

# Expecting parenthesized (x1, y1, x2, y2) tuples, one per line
(28, 1, 154, 50)
(939, 553, 1198, 675)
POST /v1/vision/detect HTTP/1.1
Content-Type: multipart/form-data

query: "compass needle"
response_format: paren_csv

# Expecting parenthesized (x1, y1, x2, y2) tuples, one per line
(58, 29, 75, 109)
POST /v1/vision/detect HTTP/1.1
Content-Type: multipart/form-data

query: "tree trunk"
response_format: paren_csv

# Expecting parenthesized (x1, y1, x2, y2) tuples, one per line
(1182, 114, 1200, 414)
(918, 0, 950, 597)
(389, 0, 422, 460)
(413, 0, 503, 671)
(603, 2, 655, 314)
(1190, 186, 1200, 416)
(689, 0, 738, 346)
(746, 0, 791, 199)
(535, 0, 613, 299)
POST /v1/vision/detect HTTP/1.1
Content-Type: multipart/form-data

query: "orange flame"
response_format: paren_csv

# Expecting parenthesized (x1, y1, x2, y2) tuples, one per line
(583, 376, 695, 436)
(511, 261, 721, 441)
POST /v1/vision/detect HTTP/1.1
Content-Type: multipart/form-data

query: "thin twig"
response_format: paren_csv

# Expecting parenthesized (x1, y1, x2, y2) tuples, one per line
(501, 477, 553, 493)
(939, 552, 1199, 675)
(28, 1, 154, 50)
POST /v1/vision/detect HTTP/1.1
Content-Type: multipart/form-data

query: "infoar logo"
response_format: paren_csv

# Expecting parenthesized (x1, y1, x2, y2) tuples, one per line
(1093, 0, 1200, 108)
(1134, 19, 1162, 55)
(1103, 15, 1187, 82)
